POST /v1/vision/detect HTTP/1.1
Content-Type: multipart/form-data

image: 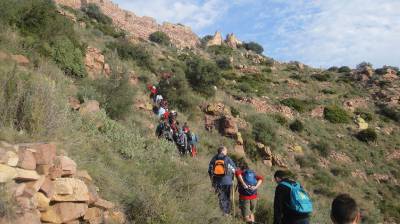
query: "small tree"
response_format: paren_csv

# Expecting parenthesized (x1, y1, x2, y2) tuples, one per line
(149, 31, 170, 45)
(185, 56, 220, 98)
(338, 66, 351, 73)
(357, 128, 377, 143)
(324, 105, 350, 123)
(83, 3, 112, 25)
(243, 41, 264, 54)
(289, 119, 304, 132)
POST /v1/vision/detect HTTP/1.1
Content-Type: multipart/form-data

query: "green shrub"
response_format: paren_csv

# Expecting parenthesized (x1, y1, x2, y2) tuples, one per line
(310, 141, 332, 157)
(231, 107, 240, 118)
(51, 37, 87, 77)
(321, 89, 336, 95)
(357, 61, 373, 70)
(200, 35, 213, 47)
(216, 56, 232, 70)
(327, 66, 339, 72)
(207, 45, 233, 56)
(158, 65, 199, 112)
(324, 105, 350, 123)
(355, 108, 374, 122)
(311, 72, 332, 82)
(289, 119, 304, 132)
(242, 41, 264, 54)
(82, 3, 112, 25)
(338, 66, 351, 73)
(380, 106, 400, 122)
(248, 114, 280, 148)
(149, 31, 170, 45)
(273, 114, 288, 126)
(357, 128, 377, 143)
(330, 167, 351, 177)
(295, 155, 318, 168)
(108, 41, 154, 70)
(185, 56, 220, 98)
(281, 98, 309, 113)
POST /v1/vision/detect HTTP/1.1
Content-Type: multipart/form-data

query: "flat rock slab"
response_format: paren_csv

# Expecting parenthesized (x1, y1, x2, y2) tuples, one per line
(53, 178, 89, 202)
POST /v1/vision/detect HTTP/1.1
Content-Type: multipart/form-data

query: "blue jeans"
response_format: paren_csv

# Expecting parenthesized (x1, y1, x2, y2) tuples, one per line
(215, 184, 232, 214)
(285, 219, 310, 224)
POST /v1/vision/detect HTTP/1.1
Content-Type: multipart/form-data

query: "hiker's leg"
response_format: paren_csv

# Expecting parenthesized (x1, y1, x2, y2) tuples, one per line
(217, 185, 231, 214)
(250, 199, 257, 222)
(239, 199, 252, 222)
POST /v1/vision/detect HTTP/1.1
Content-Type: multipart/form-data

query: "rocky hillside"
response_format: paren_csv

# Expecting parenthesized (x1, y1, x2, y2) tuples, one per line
(0, 0, 399, 224)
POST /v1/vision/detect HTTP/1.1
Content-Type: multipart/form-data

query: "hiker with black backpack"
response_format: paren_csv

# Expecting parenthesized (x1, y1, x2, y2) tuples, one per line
(331, 194, 360, 224)
(208, 146, 236, 216)
(235, 160, 263, 224)
(273, 170, 313, 224)
(176, 127, 188, 155)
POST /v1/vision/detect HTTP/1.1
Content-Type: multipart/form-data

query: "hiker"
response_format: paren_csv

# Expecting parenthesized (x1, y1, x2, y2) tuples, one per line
(176, 128, 188, 155)
(157, 106, 167, 118)
(155, 120, 173, 141)
(331, 194, 360, 224)
(273, 170, 313, 224)
(168, 110, 178, 125)
(186, 129, 199, 157)
(147, 84, 158, 99)
(235, 160, 263, 224)
(154, 94, 163, 106)
(208, 146, 236, 215)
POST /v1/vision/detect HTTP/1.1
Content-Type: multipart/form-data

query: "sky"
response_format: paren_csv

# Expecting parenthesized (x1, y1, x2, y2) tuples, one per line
(113, 0, 400, 68)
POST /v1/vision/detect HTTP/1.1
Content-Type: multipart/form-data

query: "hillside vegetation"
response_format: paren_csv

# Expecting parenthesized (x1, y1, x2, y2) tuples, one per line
(0, 1, 400, 224)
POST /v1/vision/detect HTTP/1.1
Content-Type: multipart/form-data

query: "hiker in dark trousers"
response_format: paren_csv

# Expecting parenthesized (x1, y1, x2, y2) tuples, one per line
(273, 170, 313, 224)
(208, 146, 236, 215)
(331, 194, 360, 224)
(236, 160, 263, 224)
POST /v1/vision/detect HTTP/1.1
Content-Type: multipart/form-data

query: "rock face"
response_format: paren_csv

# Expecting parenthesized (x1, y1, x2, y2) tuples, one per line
(0, 142, 124, 224)
(206, 31, 223, 47)
(226, 33, 242, 48)
(85, 47, 111, 79)
(54, 0, 200, 48)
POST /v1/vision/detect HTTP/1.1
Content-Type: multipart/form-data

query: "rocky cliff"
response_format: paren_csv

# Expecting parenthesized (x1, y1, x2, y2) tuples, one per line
(55, 0, 200, 48)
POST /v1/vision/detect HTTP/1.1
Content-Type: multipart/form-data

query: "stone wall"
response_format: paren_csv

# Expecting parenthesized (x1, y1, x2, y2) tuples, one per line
(55, 0, 200, 48)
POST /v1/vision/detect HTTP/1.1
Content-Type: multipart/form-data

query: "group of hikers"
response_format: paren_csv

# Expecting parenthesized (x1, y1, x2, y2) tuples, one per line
(148, 84, 199, 156)
(208, 146, 361, 224)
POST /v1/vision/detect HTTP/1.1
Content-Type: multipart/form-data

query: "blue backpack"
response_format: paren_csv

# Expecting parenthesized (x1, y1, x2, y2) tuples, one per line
(279, 181, 313, 214)
(239, 170, 258, 196)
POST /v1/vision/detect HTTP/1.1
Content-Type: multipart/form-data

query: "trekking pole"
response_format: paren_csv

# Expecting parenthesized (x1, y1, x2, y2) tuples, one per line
(232, 176, 236, 218)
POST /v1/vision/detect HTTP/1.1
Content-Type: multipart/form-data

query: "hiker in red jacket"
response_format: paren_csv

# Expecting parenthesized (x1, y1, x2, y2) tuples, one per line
(235, 160, 263, 224)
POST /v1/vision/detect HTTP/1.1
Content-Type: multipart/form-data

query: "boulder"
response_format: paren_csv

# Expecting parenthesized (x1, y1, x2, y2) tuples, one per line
(85, 47, 108, 79)
(17, 149, 36, 170)
(235, 132, 244, 145)
(14, 211, 41, 224)
(207, 31, 223, 46)
(11, 54, 30, 66)
(34, 192, 50, 211)
(233, 145, 245, 157)
(262, 159, 273, 168)
(14, 168, 40, 181)
(290, 145, 303, 154)
(355, 117, 368, 130)
(79, 100, 100, 115)
(23, 175, 46, 197)
(94, 198, 115, 210)
(6, 151, 19, 167)
(84, 207, 104, 224)
(382, 69, 399, 81)
(52, 178, 89, 202)
(205, 103, 229, 116)
(256, 143, 272, 160)
(104, 210, 126, 224)
(225, 33, 241, 48)
(40, 177, 55, 198)
(221, 116, 238, 137)
(272, 154, 287, 168)
(87, 183, 100, 205)
(41, 202, 88, 223)
(0, 164, 17, 183)
(54, 156, 77, 176)
(69, 97, 81, 110)
(19, 143, 56, 165)
(204, 115, 217, 131)
(49, 165, 63, 180)
(36, 164, 51, 175)
(15, 196, 38, 210)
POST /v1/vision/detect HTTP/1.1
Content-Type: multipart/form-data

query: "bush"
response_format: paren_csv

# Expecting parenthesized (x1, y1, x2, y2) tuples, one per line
(296, 155, 318, 169)
(327, 66, 339, 72)
(273, 114, 288, 126)
(310, 141, 331, 157)
(289, 119, 304, 132)
(200, 35, 213, 47)
(281, 98, 309, 113)
(357, 128, 377, 143)
(149, 31, 170, 45)
(248, 115, 280, 148)
(51, 37, 87, 77)
(231, 107, 240, 118)
(216, 57, 232, 70)
(357, 61, 373, 70)
(311, 73, 332, 82)
(82, 3, 112, 25)
(324, 105, 350, 123)
(108, 41, 154, 70)
(78, 72, 136, 120)
(158, 65, 199, 112)
(207, 45, 233, 56)
(185, 56, 220, 98)
(338, 66, 351, 73)
(242, 41, 264, 54)
(380, 106, 400, 122)
(321, 89, 336, 95)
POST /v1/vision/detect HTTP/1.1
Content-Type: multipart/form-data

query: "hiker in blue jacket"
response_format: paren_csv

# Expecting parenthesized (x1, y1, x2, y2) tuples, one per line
(208, 146, 236, 215)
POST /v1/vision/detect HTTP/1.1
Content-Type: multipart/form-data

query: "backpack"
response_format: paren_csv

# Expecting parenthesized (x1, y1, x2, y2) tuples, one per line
(279, 181, 313, 214)
(188, 133, 198, 145)
(213, 156, 226, 177)
(239, 170, 258, 196)
(176, 131, 186, 147)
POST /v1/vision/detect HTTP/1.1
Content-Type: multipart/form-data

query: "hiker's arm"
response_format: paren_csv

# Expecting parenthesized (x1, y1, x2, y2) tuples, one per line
(236, 173, 248, 188)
